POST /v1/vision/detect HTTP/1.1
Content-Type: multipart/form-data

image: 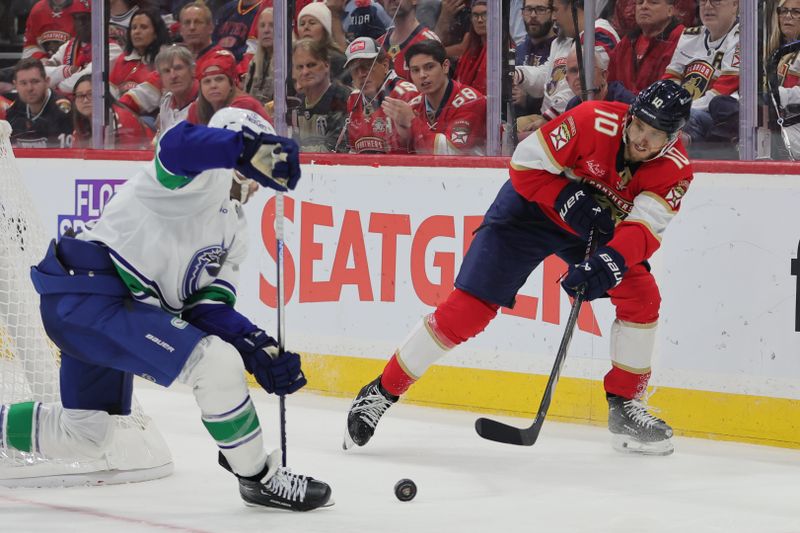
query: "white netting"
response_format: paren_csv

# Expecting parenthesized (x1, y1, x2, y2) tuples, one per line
(0, 120, 173, 487)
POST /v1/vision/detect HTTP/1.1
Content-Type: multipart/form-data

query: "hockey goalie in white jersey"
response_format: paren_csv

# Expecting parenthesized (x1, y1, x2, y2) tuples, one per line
(0, 108, 332, 511)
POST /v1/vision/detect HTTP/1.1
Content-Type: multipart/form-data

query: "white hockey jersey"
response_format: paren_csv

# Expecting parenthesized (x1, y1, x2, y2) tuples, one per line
(664, 23, 740, 112)
(516, 19, 619, 121)
(79, 150, 246, 315)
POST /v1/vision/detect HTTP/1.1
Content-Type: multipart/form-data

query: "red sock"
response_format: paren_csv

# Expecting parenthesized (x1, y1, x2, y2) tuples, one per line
(381, 353, 415, 396)
(604, 366, 651, 399)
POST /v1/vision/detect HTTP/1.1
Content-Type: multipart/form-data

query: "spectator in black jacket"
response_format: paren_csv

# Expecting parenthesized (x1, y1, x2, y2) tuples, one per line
(6, 57, 72, 148)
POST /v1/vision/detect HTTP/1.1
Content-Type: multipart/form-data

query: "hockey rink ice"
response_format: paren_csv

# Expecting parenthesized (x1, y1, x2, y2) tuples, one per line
(1, 383, 798, 533)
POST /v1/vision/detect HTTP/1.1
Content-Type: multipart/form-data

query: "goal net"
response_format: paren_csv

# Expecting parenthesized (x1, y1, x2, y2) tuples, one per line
(0, 120, 173, 487)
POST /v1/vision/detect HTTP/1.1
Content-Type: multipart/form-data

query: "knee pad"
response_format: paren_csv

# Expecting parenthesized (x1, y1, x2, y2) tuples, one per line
(178, 335, 247, 393)
(177, 335, 250, 415)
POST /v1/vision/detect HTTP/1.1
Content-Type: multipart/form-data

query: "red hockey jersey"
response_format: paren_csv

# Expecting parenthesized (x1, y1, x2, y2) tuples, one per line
(346, 74, 419, 154)
(509, 100, 693, 266)
(378, 24, 440, 80)
(23, 0, 75, 59)
(110, 52, 156, 96)
(409, 79, 486, 155)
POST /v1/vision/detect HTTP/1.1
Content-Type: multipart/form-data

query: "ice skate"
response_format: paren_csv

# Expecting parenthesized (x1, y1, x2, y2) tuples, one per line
(607, 393, 674, 456)
(221, 450, 333, 511)
(343, 376, 398, 450)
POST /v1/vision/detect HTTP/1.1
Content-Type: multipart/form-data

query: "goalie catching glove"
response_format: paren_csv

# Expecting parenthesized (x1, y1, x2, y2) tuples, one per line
(236, 127, 301, 192)
(233, 330, 307, 395)
(561, 246, 627, 301)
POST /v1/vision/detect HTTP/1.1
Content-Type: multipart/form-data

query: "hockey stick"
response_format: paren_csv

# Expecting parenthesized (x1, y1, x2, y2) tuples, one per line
(275, 191, 288, 467)
(475, 229, 599, 446)
(570, 1, 590, 102)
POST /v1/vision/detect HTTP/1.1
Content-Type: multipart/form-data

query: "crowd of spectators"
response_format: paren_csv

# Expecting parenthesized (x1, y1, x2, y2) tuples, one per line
(0, 0, 794, 158)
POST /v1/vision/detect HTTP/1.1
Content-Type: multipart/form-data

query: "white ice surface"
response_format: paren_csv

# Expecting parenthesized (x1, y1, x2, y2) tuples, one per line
(1, 384, 799, 533)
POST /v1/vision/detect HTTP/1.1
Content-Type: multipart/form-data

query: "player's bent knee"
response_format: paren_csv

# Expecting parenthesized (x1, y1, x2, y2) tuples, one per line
(178, 335, 247, 393)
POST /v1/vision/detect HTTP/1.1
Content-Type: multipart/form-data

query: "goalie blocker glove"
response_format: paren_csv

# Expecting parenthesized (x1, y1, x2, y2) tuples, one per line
(561, 246, 627, 301)
(554, 182, 615, 239)
(233, 330, 307, 396)
(236, 127, 301, 192)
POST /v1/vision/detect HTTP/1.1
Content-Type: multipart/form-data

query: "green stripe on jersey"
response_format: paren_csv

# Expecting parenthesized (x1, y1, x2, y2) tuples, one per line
(202, 401, 260, 445)
(112, 262, 158, 300)
(155, 145, 192, 190)
(6, 402, 36, 452)
(185, 285, 237, 307)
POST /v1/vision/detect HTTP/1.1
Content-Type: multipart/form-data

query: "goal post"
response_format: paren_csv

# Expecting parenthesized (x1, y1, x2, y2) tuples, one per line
(0, 120, 173, 488)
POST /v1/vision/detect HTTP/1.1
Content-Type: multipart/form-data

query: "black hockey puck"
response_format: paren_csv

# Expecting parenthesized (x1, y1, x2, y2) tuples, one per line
(394, 478, 417, 502)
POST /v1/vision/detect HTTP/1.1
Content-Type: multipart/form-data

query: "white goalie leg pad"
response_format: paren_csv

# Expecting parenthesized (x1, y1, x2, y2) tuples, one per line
(395, 315, 453, 380)
(177, 335, 267, 478)
(609, 319, 657, 374)
(36, 405, 115, 460)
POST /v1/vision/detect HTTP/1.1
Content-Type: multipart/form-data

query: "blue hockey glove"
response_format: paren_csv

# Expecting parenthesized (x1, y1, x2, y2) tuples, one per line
(234, 330, 307, 395)
(561, 246, 627, 301)
(554, 182, 614, 238)
(236, 127, 301, 192)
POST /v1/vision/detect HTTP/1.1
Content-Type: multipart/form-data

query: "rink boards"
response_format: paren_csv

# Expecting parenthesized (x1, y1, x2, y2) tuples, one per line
(13, 151, 800, 449)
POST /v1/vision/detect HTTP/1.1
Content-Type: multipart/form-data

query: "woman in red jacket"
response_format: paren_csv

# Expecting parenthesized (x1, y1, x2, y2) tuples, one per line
(109, 8, 170, 97)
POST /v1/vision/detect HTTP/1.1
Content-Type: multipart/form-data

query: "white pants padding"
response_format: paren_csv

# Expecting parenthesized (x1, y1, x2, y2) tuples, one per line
(177, 335, 267, 478)
(37, 405, 115, 460)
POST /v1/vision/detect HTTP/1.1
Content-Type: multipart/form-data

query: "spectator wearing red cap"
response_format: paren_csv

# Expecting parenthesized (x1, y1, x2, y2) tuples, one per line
(43, 0, 123, 95)
(23, 0, 76, 60)
(187, 49, 271, 125)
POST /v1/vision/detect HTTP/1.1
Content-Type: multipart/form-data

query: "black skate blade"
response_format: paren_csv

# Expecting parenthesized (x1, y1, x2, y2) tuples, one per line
(475, 417, 541, 446)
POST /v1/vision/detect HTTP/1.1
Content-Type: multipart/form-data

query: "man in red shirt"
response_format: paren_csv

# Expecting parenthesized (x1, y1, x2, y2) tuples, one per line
(383, 39, 486, 155)
(343, 36, 420, 153)
(608, 0, 684, 94)
(344, 80, 694, 457)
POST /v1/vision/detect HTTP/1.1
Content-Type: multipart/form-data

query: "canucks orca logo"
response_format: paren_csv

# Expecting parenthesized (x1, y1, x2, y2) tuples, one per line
(182, 244, 229, 299)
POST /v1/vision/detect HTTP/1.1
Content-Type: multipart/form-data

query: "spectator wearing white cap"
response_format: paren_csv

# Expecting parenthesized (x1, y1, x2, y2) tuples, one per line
(298, 2, 349, 85)
(342, 36, 420, 153)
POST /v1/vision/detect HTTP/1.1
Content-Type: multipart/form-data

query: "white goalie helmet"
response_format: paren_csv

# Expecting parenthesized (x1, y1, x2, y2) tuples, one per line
(208, 107, 275, 136)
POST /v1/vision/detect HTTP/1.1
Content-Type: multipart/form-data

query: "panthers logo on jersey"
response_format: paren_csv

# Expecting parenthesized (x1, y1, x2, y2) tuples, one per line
(682, 61, 714, 99)
(182, 244, 229, 300)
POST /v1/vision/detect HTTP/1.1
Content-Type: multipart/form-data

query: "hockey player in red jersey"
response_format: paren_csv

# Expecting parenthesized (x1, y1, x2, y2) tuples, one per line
(343, 36, 420, 154)
(384, 39, 486, 155)
(344, 80, 694, 456)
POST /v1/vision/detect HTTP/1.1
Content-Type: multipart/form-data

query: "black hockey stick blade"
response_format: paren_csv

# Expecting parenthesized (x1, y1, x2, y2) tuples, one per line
(474, 415, 543, 446)
(475, 230, 598, 446)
